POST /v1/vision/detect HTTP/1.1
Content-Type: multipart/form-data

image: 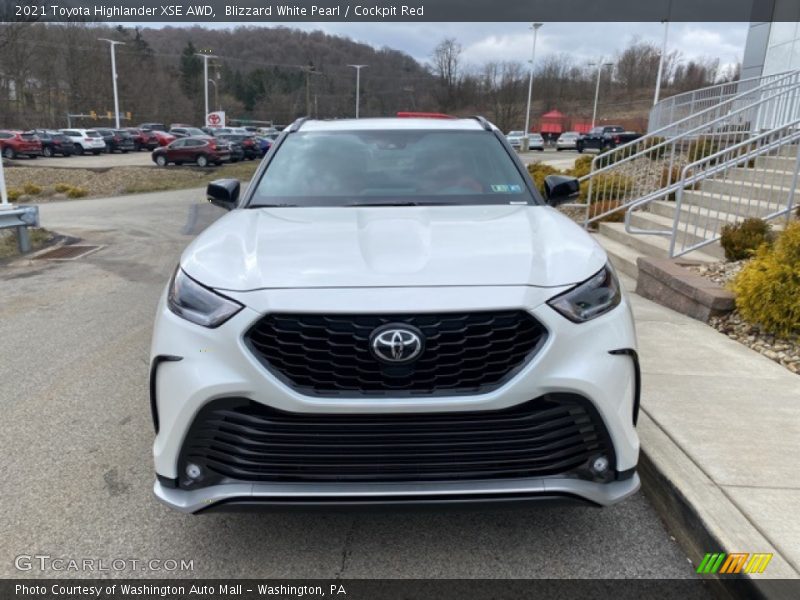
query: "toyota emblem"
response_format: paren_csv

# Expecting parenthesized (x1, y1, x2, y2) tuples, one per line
(369, 325, 424, 364)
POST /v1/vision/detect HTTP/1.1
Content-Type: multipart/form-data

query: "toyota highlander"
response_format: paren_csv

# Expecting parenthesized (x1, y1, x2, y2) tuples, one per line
(150, 115, 640, 512)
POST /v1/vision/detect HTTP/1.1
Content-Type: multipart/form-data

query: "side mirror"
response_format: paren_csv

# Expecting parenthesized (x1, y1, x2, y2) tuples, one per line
(543, 175, 580, 206)
(207, 179, 240, 211)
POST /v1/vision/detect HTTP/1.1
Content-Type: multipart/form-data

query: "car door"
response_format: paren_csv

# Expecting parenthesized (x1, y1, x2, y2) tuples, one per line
(166, 139, 187, 161)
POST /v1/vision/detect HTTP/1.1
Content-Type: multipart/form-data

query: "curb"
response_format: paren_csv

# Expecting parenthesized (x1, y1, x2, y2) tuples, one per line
(638, 411, 799, 599)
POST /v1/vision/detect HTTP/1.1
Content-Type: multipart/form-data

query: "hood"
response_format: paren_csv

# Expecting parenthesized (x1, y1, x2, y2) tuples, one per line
(181, 205, 607, 291)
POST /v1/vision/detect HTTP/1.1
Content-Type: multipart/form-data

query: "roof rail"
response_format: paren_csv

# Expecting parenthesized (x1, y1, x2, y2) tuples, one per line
(396, 111, 457, 119)
(470, 115, 492, 131)
(288, 117, 309, 133)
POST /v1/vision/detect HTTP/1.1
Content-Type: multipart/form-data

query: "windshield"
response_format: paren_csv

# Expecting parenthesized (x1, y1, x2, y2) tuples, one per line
(507, 131, 523, 136)
(249, 130, 536, 207)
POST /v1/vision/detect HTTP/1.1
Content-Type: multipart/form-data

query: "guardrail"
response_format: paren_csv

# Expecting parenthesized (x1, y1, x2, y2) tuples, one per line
(0, 206, 40, 253)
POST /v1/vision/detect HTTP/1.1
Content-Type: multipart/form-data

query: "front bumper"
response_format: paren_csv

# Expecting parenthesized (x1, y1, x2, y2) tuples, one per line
(154, 473, 640, 513)
(150, 284, 640, 512)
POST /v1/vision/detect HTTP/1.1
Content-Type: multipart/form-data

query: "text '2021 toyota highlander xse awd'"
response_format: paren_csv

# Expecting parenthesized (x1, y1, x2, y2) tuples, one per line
(150, 115, 640, 512)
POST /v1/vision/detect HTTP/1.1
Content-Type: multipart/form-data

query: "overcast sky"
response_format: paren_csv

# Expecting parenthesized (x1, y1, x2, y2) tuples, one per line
(166, 21, 749, 71)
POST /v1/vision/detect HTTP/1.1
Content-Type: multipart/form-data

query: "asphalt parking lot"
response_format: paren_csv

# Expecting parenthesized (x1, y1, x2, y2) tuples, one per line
(0, 189, 702, 582)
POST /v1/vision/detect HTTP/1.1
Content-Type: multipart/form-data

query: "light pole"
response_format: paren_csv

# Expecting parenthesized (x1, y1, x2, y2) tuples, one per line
(195, 52, 218, 124)
(348, 64, 367, 118)
(653, 20, 670, 105)
(590, 61, 614, 128)
(98, 38, 125, 129)
(523, 23, 543, 152)
(208, 79, 218, 111)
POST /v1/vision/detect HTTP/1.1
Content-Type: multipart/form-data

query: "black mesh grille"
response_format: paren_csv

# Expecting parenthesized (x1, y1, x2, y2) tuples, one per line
(179, 395, 614, 488)
(245, 311, 547, 396)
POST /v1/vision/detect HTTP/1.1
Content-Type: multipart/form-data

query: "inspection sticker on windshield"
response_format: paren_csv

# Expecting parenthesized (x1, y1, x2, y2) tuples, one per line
(491, 184, 522, 193)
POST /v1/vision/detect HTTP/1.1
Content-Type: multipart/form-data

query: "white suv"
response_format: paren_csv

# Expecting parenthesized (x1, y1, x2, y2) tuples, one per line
(59, 128, 106, 155)
(150, 116, 640, 512)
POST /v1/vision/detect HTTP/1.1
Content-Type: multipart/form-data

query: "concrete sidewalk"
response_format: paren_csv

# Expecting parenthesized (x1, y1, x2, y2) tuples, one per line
(626, 281, 800, 590)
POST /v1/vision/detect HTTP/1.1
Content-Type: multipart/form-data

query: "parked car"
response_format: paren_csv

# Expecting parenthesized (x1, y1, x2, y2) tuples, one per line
(151, 130, 177, 147)
(215, 133, 260, 159)
(0, 130, 42, 159)
(59, 129, 106, 155)
(556, 131, 581, 151)
(30, 130, 75, 157)
(170, 126, 209, 139)
(255, 134, 277, 156)
(139, 122, 167, 132)
(221, 137, 245, 163)
(505, 130, 544, 151)
(576, 126, 642, 152)
(95, 128, 135, 153)
(151, 136, 231, 167)
(529, 132, 545, 151)
(212, 127, 250, 136)
(150, 115, 640, 513)
(124, 128, 159, 151)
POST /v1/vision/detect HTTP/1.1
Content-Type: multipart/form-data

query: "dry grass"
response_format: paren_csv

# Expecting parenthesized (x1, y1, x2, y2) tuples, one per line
(0, 228, 53, 260)
(3, 161, 261, 201)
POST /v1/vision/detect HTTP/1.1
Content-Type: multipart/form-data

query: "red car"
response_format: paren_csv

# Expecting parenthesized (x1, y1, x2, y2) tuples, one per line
(124, 128, 159, 151)
(151, 130, 176, 147)
(0, 130, 43, 159)
(151, 137, 231, 167)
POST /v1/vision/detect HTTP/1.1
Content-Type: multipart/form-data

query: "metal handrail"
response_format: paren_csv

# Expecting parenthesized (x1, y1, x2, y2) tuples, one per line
(580, 70, 800, 186)
(647, 70, 797, 132)
(578, 70, 800, 232)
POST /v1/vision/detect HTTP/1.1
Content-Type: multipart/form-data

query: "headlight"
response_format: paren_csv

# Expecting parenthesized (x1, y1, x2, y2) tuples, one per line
(547, 264, 621, 323)
(167, 268, 243, 328)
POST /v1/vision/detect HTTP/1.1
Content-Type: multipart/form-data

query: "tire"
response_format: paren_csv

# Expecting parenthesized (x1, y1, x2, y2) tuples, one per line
(214, 161, 223, 166)
(92, 150, 101, 155)
(28, 155, 37, 159)
(75, 144, 84, 155)
(196, 155, 208, 167)
(175, 161, 183, 166)
(155, 155, 167, 167)
(43, 146, 53, 158)
(576, 145, 583, 154)
(3, 147, 15, 160)
(134, 142, 141, 152)
(122, 150, 129, 154)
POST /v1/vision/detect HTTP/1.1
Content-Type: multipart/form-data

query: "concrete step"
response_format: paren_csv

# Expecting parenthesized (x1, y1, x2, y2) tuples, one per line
(727, 166, 798, 188)
(591, 232, 642, 280)
(755, 155, 799, 171)
(597, 221, 719, 263)
(695, 179, 793, 205)
(628, 211, 726, 259)
(649, 199, 766, 233)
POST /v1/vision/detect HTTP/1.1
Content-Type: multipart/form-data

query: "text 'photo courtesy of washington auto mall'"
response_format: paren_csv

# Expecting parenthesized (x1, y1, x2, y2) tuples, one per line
(1, 0, 799, 599)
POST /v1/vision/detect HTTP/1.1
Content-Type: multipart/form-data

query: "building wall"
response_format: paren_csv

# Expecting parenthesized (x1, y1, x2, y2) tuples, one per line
(742, 0, 800, 77)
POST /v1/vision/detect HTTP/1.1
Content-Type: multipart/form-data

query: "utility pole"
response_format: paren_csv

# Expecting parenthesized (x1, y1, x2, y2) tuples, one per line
(195, 52, 218, 124)
(523, 23, 543, 152)
(302, 64, 321, 116)
(98, 38, 125, 129)
(348, 64, 367, 118)
(208, 79, 218, 111)
(590, 61, 614, 128)
(654, 20, 670, 105)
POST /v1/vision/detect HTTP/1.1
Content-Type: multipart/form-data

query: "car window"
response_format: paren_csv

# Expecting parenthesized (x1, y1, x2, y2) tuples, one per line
(21, 133, 38, 140)
(169, 139, 186, 148)
(589, 127, 604, 134)
(0, 132, 11, 139)
(86, 131, 101, 138)
(62, 130, 78, 136)
(251, 130, 536, 207)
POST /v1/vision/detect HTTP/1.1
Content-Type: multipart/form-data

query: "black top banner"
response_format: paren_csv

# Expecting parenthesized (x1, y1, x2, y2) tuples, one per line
(0, 0, 786, 23)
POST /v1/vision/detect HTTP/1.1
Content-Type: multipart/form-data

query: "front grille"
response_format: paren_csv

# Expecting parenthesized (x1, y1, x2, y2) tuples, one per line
(245, 311, 547, 396)
(179, 395, 614, 488)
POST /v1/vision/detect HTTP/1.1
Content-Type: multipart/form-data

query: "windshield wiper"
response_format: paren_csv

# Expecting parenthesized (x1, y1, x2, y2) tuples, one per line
(250, 203, 298, 208)
(343, 201, 450, 207)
